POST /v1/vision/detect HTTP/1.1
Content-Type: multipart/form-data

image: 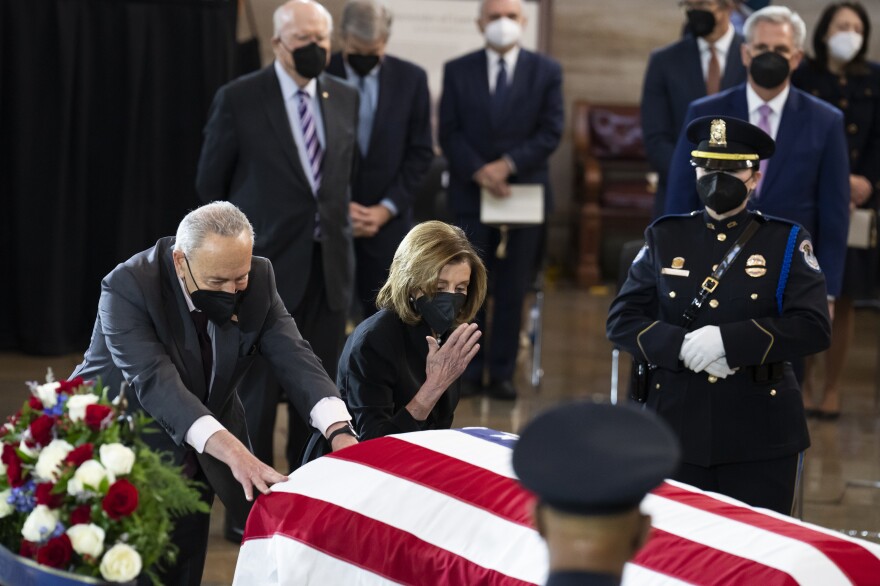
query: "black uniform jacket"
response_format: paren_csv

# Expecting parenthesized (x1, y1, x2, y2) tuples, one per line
(546, 571, 620, 586)
(337, 309, 460, 440)
(607, 210, 831, 466)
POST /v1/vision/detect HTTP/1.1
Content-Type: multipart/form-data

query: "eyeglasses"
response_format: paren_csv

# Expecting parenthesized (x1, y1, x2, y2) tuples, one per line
(678, 0, 719, 11)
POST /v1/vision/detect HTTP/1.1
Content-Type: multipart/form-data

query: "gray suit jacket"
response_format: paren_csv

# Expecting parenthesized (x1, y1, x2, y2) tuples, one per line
(195, 66, 358, 313)
(72, 236, 341, 524)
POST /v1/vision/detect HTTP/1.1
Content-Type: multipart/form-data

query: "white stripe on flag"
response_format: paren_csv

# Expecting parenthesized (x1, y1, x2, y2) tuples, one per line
(270, 455, 549, 584)
(622, 561, 699, 586)
(392, 428, 519, 479)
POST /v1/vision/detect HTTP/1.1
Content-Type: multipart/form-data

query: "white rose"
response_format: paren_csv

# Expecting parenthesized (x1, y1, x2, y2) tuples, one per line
(67, 460, 115, 496)
(34, 382, 60, 409)
(0, 489, 13, 518)
(66, 394, 99, 422)
(34, 439, 74, 481)
(67, 523, 105, 558)
(99, 543, 142, 583)
(99, 444, 136, 476)
(18, 439, 38, 459)
(21, 505, 60, 542)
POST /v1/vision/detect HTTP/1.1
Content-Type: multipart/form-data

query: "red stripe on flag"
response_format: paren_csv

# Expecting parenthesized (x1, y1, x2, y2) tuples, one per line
(244, 492, 537, 586)
(327, 436, 535, 526)
(652, 483, 880, 583)
(634, 528, 799, 586)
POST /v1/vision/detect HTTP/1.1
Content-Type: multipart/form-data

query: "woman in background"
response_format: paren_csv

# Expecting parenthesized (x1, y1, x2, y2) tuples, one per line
(792, 1, 880, 420)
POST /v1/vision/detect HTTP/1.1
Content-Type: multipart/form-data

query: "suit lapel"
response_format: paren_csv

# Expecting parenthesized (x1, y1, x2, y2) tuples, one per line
(160, 248, 209, 403)
(685, 38, 707, 97)
(261, 67, 311, 188)
(761, 89, 801, 195)
(722, 36, 744, 88)
(316, 75, 342, 193)
(367, 59, 394, 157)
(494, 50, 533, 126)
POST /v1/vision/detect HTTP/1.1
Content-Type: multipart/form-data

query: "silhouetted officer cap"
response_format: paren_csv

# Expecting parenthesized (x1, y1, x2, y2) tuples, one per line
(512, 402, 681, 515)
(688, 115, 775, 171)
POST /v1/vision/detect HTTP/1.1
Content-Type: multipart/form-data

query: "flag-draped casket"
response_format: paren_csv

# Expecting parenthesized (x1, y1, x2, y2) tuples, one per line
(234, 428, 880, 585)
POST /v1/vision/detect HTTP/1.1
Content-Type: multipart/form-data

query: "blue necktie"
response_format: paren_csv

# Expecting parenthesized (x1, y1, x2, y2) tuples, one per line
(493, 58, 508, 109)
(357, 77, 375, 157)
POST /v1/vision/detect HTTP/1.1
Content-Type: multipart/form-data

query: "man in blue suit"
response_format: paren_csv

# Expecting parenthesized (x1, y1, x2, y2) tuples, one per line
(642, 0, 747, 218)
(327, 0, 433, 318)
(665, 6, 850, 300)
(439, 0, 563, 400)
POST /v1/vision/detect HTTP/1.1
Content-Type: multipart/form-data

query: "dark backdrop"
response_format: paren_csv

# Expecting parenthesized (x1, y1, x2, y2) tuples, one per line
(0, 0, 237, 355)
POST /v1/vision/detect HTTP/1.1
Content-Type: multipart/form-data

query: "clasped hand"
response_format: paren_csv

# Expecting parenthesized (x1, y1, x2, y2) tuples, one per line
(679, 325, 735, 378)
(473, 159, 512, 198)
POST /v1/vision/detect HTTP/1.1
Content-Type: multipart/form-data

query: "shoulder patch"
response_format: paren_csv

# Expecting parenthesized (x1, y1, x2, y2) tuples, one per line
(799, 240, 821, 272)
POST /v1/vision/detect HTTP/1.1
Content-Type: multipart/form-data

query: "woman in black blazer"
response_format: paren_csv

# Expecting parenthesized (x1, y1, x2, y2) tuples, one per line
(791, 1, 880, 419)
(338, 221, 487, 440)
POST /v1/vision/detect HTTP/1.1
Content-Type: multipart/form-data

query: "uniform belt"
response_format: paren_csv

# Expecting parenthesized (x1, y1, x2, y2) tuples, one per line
(751, 362, 784, 383)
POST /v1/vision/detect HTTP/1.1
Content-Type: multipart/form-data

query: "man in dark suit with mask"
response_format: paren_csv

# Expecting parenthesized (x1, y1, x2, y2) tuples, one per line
(196, 0, 358, 538)
(664, 5, 849, 302)
(72, 202, 358, 585)
(642, 0, 747, 217)
(439, 0, 563, 400)
(326, 0, 433, 318)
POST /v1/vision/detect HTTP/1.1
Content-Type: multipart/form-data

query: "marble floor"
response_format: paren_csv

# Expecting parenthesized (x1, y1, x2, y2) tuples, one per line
(1, 285, 878, 584)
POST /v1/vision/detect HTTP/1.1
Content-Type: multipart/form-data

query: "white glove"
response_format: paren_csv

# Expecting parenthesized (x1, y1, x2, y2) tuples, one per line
(704, 356, 736, 379)
(679, 325, 725, 373)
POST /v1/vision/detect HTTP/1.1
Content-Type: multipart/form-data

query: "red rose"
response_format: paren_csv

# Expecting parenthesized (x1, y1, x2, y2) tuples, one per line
(35, 482, 64, 509)
(102, 479, 139, 519)
(19, 540, 39, 559)
(36, 534, 73, 569)
(29, 414, 55, 447)
(28, 396, 44, 411)
(2, 444, 25, 487)
(70, 504, 92, 526)
(84, 404, 112, 431)
(65, 444, 94, 467)
(56, 377, 85, 394)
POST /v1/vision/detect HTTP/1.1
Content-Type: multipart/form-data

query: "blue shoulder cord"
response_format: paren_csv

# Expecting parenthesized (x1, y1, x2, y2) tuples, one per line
(776, 225, 800, 315)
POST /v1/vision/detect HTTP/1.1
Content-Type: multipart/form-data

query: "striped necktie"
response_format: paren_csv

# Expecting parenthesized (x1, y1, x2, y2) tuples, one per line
(297, 89, 323, 190)
(755, 104, 772, 196)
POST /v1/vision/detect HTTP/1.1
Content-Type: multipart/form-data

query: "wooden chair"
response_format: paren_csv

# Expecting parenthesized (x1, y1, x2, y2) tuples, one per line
(573, 101, 655, 287)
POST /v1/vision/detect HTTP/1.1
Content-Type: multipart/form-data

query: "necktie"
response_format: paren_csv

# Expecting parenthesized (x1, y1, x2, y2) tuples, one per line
(297, 89, 323, 190)
(357, 76, 374, 157)
(756, 104, 772, 195)
(493, 58, 508, 109)
(706, 44, 721, 95)
(191, 310, 212, 395)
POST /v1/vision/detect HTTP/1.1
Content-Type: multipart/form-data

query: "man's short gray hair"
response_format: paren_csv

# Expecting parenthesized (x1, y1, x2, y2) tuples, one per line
(273, 0, 334, 39)
(341, 0, 393, 42)
(174, 202, 255, 257)
(744, 5, 807, 50)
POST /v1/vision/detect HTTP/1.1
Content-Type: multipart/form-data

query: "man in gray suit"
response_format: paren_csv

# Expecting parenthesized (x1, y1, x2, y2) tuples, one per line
(196, 0, 358, 482)
(73, 202, 358, 585)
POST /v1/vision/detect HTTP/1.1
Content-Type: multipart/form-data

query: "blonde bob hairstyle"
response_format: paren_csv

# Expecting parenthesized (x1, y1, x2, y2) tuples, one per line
(376, 221, 487, 326)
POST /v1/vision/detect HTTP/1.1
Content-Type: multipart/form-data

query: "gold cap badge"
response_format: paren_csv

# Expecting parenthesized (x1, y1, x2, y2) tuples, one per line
(709, 119, 727, 147)
(671, 257, 685, 269)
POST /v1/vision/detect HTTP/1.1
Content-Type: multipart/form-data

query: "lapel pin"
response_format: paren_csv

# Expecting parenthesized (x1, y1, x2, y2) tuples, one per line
(322, 91, 329, 99)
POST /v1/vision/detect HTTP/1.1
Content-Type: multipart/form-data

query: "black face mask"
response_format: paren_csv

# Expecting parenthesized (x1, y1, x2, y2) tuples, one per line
(686, 9, 716, 38)
(413, 292, 467, 337)
(184, 257, 244, 325)
(347, 53, 380, 77)
(696, 172, 751, 214)
(292, 42, 327, 79)
(749, 51, 790, 89)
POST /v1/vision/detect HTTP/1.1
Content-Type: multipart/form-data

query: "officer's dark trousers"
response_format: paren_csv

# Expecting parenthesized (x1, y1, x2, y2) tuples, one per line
(674, 454, 799, 515)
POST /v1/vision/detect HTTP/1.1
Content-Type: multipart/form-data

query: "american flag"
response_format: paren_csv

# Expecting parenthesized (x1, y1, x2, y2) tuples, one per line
(234, 428, 880, 585)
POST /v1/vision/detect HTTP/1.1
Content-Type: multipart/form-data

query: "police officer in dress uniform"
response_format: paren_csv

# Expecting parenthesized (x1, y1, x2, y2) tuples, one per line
(607, 116, 831, 515)
(513, 402, 681, 586)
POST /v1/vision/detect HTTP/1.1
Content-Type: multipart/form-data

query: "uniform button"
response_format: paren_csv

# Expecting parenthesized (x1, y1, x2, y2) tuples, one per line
(847, 123, 858, 134)
(708, 375, 719, 383)
(770, 389, 777, 397)
(655, 383, 661, 390)
(839, 98, 849, 109)
(717, 233, 727, 242)
(712, 264, 718, 271)
(669, 291, 677, 298)
(751, 293, 758, 300)
(709, 299, 719, 308)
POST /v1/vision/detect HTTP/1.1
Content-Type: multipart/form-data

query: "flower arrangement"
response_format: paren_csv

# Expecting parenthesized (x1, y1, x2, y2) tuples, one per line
(0, 371, 209, 584)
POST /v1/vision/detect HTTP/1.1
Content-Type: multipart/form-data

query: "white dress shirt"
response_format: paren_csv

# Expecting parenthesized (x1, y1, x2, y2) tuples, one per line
(697, 23, 736, 82)
(486, 45, 520, 93)
(746, 82, 791, 140)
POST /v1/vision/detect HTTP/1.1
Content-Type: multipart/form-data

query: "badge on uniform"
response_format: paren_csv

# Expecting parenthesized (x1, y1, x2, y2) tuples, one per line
(799, 240, 821, 272)
(745, 254, 767, 278)
(661, 257, 689, 277)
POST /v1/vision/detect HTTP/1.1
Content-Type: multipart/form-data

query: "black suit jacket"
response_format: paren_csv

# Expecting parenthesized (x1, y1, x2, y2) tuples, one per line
(438, 48, 564, 217)
(196, 65, 358, 313)
(72, 237, 341, 523)
(337, 309, 459, 440)
(607, 211, 830, 466)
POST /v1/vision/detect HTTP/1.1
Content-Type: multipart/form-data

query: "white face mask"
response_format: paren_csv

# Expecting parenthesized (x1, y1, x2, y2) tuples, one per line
(827, 30, 863, 63)
(484, 17, 522, 49)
